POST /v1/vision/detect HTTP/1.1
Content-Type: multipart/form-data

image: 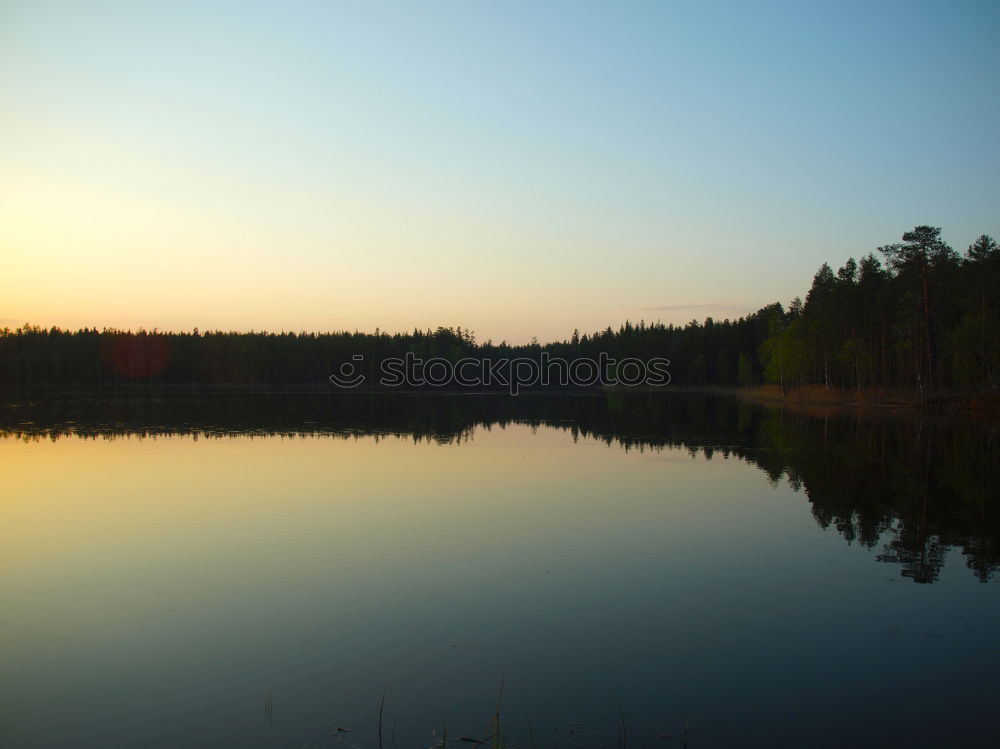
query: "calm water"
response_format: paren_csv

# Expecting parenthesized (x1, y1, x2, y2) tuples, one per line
(1, 391, 998, 748)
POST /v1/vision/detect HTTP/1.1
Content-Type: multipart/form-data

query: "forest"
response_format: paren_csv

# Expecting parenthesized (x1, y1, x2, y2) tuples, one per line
(1, 226, 997, 396)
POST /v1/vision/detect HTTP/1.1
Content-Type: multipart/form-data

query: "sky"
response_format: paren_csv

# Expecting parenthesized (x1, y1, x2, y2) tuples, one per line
(2, 0, 998, 344)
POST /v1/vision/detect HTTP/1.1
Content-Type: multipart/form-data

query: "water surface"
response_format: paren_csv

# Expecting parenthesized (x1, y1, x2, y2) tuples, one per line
(1, 391, 997, 748)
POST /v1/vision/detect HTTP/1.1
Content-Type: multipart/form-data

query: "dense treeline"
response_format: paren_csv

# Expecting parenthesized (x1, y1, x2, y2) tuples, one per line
(760, 227, 1000, 395)
(1, 226, 996, 393)
(0, 307, 781, 387)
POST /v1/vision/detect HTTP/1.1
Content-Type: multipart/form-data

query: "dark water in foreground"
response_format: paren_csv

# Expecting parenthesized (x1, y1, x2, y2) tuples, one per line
(1, 391, 998, 748)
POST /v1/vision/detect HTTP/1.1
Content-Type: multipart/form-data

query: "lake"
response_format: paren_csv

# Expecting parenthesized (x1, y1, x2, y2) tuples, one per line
(1, 390, 997, 748)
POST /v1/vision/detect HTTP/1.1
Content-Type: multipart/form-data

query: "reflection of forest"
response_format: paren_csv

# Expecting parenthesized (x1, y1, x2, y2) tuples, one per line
(3, 389, 996, 583)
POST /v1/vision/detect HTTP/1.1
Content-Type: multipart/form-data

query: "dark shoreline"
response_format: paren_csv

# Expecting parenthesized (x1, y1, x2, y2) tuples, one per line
(3, 381, 999, 411)
(664, 384, 1000, 414)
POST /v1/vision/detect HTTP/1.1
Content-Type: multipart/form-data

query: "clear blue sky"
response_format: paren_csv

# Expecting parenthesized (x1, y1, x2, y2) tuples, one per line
(2, 0, 998, 342)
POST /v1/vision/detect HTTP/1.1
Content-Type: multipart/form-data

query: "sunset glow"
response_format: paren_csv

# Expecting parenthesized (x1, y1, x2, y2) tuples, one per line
(3, 1, 997, 342)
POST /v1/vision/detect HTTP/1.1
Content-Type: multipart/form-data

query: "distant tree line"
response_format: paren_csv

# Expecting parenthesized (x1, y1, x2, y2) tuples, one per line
(1, 226, 996, 393)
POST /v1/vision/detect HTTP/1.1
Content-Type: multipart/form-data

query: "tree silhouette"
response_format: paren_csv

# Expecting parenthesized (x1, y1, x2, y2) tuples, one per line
(0, 225, 996, 395)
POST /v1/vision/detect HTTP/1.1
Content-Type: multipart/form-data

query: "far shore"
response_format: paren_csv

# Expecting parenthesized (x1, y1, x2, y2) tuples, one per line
(684, 384, 1000, 413)
(2, 381, 999, 415)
